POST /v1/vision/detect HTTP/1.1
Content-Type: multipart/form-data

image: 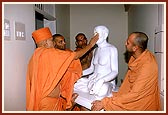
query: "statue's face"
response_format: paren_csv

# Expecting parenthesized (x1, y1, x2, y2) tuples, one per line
(94, 27, 105, 44)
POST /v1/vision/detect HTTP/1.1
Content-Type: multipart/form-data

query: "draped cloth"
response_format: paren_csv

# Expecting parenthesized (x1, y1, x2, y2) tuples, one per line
(26, 47, 82, 111)
(102, 50, 161, 111)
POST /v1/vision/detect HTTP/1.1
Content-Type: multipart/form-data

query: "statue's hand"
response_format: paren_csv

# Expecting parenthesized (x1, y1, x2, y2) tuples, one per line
(90, 79, 104, 95)
(88, 73, 98, 90)
(88, 73, 96, 81)
(88, 79, 94, 90)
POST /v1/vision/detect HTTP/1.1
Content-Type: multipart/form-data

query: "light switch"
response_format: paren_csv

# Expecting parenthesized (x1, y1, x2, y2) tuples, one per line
(15, 22, 26, 40)
(4, 19, 11, 40)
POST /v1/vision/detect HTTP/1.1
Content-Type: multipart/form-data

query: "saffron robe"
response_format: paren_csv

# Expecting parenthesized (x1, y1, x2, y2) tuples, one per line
(102, 50, 161, 111)
(26, 47, 82, 111)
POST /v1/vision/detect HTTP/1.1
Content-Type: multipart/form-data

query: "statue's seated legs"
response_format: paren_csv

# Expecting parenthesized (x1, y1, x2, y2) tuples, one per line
(74, 78, 114, 110)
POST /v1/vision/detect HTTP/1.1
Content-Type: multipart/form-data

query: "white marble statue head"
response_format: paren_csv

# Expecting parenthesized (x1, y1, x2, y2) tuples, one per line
(94, 25, 109, 44)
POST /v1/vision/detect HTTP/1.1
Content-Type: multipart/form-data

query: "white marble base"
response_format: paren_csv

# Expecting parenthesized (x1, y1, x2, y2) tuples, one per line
(74, 90, 98, 110)
(74, 86, 119, 110)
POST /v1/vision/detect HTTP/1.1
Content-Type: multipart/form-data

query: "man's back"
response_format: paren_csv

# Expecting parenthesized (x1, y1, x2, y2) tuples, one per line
(26, 47, 81, 110)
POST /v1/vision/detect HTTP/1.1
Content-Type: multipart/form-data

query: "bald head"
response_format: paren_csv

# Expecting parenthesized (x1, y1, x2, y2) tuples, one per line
(131, 32, 148, 51)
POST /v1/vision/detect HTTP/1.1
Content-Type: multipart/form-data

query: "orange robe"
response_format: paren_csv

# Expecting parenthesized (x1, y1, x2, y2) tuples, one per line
(60, 49, 82, 109)
(26, 47, 82, 111)
(102, 50, 161, 111)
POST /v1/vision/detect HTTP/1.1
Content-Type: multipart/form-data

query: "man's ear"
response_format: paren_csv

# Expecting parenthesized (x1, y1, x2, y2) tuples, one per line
(75, 41, 78, 46)
(53, 41, 56, 46)
(133, 45, 138, 52)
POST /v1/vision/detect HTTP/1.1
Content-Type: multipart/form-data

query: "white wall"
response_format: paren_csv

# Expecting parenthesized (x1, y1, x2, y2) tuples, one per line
(128, 4, 158, 52)
(55, 4, 70, 48)
(3, 4, 35, 111)
(70, 4, 128, 86)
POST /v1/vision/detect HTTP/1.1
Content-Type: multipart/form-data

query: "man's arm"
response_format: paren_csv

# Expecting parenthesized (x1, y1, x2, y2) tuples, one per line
(74, 34, 99, 60)
(82, 51, 95, 76)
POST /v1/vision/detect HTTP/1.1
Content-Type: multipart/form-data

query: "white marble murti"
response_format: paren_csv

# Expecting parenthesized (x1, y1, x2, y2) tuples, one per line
(74, 25, 118, 110)
(74, 85, 119, 109)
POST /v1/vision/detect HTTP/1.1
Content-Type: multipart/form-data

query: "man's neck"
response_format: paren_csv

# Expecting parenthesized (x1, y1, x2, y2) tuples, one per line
(132, 50, 144, 59)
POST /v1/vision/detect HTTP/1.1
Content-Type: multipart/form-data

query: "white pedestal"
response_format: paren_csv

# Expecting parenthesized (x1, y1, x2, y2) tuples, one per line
(74, 87, 119, 110)
(74, 90, 98, 110)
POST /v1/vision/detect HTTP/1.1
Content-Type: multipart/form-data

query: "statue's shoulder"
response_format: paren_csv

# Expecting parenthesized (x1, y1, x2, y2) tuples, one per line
(107, 43, 117, 49)
(108, 44, 118, 53)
